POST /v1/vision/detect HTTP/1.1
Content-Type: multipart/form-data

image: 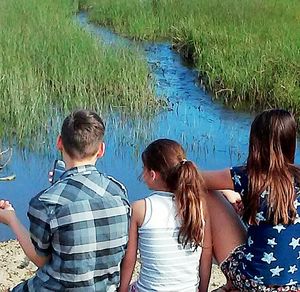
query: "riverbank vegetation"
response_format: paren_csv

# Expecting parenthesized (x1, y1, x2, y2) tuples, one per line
(80, 0, 300, 117)
(0, 0, 157, 141)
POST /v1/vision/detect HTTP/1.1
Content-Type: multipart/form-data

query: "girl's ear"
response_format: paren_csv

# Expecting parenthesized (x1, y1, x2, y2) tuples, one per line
(150, 170, 156, 181)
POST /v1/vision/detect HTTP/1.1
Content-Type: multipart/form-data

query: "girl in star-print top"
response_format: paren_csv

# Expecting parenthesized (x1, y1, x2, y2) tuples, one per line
(203, 109, 300, 291)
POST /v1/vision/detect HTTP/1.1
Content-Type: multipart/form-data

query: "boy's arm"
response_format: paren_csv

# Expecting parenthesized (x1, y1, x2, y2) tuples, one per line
(0, 201, 49, 267)
(119, 200, 145, 292)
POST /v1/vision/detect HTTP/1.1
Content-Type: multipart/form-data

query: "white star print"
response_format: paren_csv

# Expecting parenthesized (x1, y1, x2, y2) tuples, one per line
(248, 236, 253, 246)
(270, 266, 284, 277)
(245, 253, 254, 261)
(256, 211, 266, 222)
(261, 190, 269, 198)
(287, 279, 297, 285)
(294, 199, 300, 209)
(261, 252, 276, 264)
(254, 276, 264, 284)
(273, 224, 286, 233)
(294, 215, 300, 225)
(267, 238, 277, 248)
(233, 173, 241, 186)
(288, 265, 298, 274)
(297, 252, 300, 260)
(289, 238, 300, 249)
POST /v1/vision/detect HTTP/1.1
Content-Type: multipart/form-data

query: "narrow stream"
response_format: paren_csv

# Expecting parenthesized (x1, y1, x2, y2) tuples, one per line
(0, 13, 298, 240)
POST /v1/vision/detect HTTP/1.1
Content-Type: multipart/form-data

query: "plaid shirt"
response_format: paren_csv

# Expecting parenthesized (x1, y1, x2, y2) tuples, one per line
(13, 165, 130, 291)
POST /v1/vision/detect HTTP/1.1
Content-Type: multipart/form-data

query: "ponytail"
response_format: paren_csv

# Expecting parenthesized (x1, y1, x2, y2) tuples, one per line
(166, 160, 206, 249)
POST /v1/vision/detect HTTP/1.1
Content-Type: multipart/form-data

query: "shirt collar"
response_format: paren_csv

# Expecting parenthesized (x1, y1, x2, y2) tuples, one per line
(152, 190, 174, 197)
(60, 164, 97, 179)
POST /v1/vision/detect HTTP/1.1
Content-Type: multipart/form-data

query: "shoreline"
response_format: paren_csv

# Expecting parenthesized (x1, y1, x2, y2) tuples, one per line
(0, 240, 225, 291)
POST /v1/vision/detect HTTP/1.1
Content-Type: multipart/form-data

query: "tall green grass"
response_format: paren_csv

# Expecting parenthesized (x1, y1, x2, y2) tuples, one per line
(0, 0, 157, 142)
(81, 0, 300, 116)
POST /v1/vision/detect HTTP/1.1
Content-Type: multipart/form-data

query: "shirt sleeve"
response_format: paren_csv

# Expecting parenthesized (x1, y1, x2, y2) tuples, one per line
(230, 166, 248, 198)
(27, 195, 52, 257)
(107, 175, 130, 207)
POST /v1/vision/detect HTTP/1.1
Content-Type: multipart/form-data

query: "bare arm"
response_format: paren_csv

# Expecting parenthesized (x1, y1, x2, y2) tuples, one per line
(119, 200, 145, 292)
(202, 169, 243, 207)
(202, 169, 233, 190)
(198, 207, 212, 292)
(0, 201, 49, 267)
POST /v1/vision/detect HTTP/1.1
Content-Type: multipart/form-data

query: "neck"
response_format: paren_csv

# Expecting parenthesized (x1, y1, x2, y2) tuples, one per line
(153, 187, 171, 192)
(151, 180, 170, 193)
(63, 155, 97, 170)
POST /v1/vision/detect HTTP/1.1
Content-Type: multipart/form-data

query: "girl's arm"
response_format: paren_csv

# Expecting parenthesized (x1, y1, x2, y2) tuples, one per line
(201, 168, 241, 205)
(119, 200, 145, 292)
(198, 206, 212, 292)
(202, 169, 242, 208)
(201, 169, 233, 190)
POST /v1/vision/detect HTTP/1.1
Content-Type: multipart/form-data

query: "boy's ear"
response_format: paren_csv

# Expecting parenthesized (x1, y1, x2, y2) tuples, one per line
(56, 135, 63, 151)
(96, 142, 105, 158)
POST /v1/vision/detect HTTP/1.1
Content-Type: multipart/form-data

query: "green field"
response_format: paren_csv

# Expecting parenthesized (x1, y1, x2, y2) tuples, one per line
(0, 0, 157, 141)
(81, 0, 300, 116)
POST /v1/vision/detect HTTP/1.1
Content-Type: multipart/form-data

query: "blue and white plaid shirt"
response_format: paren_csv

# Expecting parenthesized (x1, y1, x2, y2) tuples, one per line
(13, 165, 130, 291)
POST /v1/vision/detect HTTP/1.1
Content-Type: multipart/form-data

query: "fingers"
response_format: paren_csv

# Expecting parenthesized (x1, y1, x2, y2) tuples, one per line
(48, 171, 54, 183)
(0, 200, 8, 208)
(232, 201, 244, 216)
(0, 200, 14, 210)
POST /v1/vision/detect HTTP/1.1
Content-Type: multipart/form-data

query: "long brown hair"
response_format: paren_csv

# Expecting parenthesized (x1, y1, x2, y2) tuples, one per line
(142, 139, 206, 249)
(246, 109, 300, 225)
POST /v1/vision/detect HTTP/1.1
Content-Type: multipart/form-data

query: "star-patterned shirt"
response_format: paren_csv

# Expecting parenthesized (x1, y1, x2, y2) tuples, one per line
(230, 166, 300, 286)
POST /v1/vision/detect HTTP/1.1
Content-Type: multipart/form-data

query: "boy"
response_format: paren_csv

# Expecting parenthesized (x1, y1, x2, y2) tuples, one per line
(0, 109, 130, 291)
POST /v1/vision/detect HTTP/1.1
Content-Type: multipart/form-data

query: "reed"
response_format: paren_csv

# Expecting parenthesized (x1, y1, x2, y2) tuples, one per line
(0, 0, 158, 142)
(81, 0, 300, 117)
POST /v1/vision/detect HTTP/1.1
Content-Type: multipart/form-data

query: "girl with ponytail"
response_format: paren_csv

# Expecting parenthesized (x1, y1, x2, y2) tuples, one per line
(119, 139, 212, 292)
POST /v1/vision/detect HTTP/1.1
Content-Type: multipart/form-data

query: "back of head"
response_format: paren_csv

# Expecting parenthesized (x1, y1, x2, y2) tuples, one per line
(142, 139, 207, 249)
(61, 109, 105, 160)
(246, 109, 298, 224)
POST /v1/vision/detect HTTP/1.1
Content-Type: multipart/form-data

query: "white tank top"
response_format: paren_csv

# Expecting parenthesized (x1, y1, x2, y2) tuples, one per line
(136, 191, 202, 292)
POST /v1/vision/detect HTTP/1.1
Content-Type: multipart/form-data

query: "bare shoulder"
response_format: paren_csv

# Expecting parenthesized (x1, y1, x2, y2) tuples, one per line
(131, 199, 146, 227)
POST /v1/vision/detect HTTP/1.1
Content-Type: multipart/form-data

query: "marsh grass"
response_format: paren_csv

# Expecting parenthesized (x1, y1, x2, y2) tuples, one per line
(81, 0, 300, 117)
(0, 0, 158, 142)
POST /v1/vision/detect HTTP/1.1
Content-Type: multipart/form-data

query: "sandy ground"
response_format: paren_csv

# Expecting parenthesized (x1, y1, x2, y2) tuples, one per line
(0, 240, 225, 291)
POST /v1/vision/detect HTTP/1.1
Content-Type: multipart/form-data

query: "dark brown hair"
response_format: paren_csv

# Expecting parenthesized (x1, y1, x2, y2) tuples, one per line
(61, 109, 105, 160)
(142, 139, 207, 249)
(246, 109, 300, 225)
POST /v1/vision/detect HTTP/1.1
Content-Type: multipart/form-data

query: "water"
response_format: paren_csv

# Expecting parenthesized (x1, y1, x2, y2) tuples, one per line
(0, 13, 298, 240)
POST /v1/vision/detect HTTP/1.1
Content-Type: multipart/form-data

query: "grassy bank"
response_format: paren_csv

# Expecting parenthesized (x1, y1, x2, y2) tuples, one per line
(81, 0, 300, 116)
(0, 0, 157, 142)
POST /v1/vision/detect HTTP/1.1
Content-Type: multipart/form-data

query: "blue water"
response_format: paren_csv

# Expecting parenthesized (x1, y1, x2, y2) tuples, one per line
(0, 13, 298, 240)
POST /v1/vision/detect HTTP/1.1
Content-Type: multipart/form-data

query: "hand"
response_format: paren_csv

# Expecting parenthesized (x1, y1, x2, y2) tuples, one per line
(231, 200, 244, 216)
(48, 170, 54, 184)
(221, 190, 241, 204)
(0, 199, 16, 225)
(221, 190, 244, 216)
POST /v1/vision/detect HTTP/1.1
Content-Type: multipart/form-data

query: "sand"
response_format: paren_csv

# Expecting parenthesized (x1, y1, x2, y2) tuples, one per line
(0, 240, 226, 291)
